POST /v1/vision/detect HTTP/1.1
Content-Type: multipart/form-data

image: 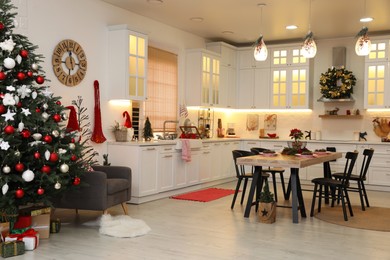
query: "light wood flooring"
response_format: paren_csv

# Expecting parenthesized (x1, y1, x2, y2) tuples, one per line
(15, 182, 390, 260)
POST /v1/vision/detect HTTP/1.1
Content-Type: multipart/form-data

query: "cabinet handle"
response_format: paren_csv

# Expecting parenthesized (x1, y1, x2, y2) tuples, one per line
(274, 145, 283, 148)
(146, 148, 156, 151)
(203, 145, 210, 148)
(164, 148, 173, 151)
(163, 155, 173, 158)
(224, 143, 230, 145)
(203, 151, 210, 154)
(247, 142, 256, 144)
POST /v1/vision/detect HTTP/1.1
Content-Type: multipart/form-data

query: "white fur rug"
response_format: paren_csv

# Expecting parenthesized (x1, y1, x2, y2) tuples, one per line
(83, 214, 151, 238)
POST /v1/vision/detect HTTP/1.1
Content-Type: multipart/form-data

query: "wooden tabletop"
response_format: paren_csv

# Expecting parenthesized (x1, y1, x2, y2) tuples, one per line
(236, 152, 343, 168)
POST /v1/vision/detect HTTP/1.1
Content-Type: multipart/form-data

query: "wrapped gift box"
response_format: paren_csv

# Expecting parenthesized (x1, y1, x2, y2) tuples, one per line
(0, 241, 25, 258)
(16, 206, 51, 239)
(50, 219, 61, 233)
(5, 229, 39, 251)
(0, 222, 10, 240)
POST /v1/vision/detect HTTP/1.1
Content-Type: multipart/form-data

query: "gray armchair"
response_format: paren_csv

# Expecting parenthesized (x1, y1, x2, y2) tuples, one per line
(52, 166, 132, 215)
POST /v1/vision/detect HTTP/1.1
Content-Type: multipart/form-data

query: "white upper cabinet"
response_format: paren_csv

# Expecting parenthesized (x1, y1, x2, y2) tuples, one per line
(185, 49, 221, 107)
(364, 38, 390, 109)
(270, 45, 310, 109)
(238, 48, 271, 69)
(108, 25, 148, 101)
(207, 42, 237, 108)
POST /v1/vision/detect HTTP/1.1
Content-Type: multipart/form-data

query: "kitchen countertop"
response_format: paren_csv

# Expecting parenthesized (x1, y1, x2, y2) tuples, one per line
(108, 138, 390, 146)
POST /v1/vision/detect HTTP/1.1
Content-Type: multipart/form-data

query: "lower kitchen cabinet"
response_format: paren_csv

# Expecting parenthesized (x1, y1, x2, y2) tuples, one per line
(158, 146, 176, 192)
(186, 148, 201, 185)
(199, 145, 212, 182)
(368, 144, 390, 186)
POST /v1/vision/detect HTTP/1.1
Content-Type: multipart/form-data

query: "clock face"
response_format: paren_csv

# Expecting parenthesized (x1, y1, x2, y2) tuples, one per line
(52, 39, 87, 87)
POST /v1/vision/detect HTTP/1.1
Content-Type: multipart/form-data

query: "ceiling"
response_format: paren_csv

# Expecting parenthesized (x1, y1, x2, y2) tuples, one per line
(100, 0, 390, 46)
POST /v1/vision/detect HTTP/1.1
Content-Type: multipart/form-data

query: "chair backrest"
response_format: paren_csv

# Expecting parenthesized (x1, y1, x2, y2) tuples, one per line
(250, 147, 268, 154)
(359, 149, 374, 179)
(232, 150, 254, 178)
(340, 151, 359, 186)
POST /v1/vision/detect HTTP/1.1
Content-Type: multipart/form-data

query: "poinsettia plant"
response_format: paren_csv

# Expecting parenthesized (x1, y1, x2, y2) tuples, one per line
(289, 128, 303, 142)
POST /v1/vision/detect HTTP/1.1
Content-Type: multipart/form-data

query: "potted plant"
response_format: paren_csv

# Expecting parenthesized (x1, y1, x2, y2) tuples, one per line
(112, 121, 128, 142)
(258, 181, 276, 223)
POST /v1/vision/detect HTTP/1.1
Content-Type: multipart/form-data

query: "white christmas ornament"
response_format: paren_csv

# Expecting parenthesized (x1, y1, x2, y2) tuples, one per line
(32, 91, 37, 99)
(31, 63, 38, 70)
(6, 85, 15, 91)
(52, 130, 59, 137)
(69, 143, 76, 150)
(58, 148, 67, 154)
(2, 183, 9, 195)
(3, 93, 15, 106)
(43, 103, 48, 110)
(1, 108, 16, 121)
(54, 182, 61, 189)
(45, 150, 50, 161)
(14, 150, 20, 157)
(16, 54, 22, 64)
(0, 141, 10, 150)
(2, 165, 11, 174)
(0, 37, 16, 52)
(32, 133, 42, 141)
(22, 169, 35, 182)
(17, 85, 32, 98)
(21, 108, 31, 116)
(60, 163, 69, 173)
(3, 57, 15, 69)
(18, 121, 24, 132)
(42, 112, 49, 121)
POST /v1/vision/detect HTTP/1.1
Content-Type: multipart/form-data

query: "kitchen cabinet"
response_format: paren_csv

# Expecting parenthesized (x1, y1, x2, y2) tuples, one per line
(210, 142, 223, 180)
(237, 48, 271, 109)
(270, 45, 310, 109)
(108, 25, 148, 101)
(158, 146, 176, 192)
(186, 148, 201, 185)
(207, 42, 237, 108)
(367, 144, 390, 186)
(139, 146, 159, 196)
(364, 38, 390, 108)
(185, 49, 221, 107)
(199, 144, 211, 182)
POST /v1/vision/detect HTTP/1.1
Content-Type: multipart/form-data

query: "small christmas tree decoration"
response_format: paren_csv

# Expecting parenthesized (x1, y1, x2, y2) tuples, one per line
(37, 187, 44, 195)
(143, 117, 154, 141)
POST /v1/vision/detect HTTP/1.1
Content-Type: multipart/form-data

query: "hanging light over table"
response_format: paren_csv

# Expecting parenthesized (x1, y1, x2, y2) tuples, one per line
(301, 0, 317, 58)
(355, 26, 371, 56)
(253, 4, 267, 61)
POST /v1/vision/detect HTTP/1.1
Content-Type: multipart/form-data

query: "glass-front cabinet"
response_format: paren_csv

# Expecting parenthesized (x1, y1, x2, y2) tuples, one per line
(364, 38, 390, 108)
(270, 46, 309, 109)
(108, 25, 148, 101)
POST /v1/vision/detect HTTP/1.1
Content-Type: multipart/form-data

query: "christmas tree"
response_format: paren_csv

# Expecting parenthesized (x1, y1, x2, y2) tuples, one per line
(143, 117, 153, 141)
(0, 0, 93, 220)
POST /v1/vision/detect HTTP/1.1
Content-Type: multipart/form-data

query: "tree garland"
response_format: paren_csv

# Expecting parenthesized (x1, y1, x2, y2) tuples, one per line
(319, 67, 356, 99)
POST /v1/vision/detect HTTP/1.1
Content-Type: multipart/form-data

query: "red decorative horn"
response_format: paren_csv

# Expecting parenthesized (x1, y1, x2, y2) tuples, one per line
(91, 80, 107, 143)
(123, 111, 132, 128)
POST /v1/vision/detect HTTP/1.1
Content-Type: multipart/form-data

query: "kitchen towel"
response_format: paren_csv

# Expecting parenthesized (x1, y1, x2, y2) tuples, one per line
(181, 139, 191, 162)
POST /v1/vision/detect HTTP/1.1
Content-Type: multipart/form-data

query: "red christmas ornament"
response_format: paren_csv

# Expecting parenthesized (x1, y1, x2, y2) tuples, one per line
(15, 188, 24, 198)
(17, 102, 22, 108)
(73, 177, 81, 186)
(4, 125, 15, 134)
(36, 75, 45, 84)
(21, 129, 31, 138)
(20, 50, 29, 58)
(0, 93, 4, 99)
(34, 151, 41, 159)
(27, 71, 33, 77)
(70, 154, 77, 161)
(53, 114, 61, 122)
(49, 152, 59, 162)
(71, 138, 75, 143)
(0, 72, 6, 80)
(0, 104, 6, 114)
(0, 23, 4, 30)
(37, 187, 45, 195)
(43, 135, 52, 143)
(56, 101, 61, 105)
(41, 165, 51, 174)
(17, 72, 26, 81)
(35, 107, 41, 113)
(15, 162, 25, 172)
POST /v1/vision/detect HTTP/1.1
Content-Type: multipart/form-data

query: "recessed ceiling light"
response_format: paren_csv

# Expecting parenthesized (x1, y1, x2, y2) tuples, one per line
(222, 31, 234, 35)
(360, 17, 374, 23)
(286, 25, 298, 30)
(190, 17, 204, 22)
(147, 0, 163, 4)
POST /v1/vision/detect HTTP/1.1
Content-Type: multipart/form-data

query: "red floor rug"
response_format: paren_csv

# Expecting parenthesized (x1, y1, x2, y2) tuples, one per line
(171, 188, 236, 202)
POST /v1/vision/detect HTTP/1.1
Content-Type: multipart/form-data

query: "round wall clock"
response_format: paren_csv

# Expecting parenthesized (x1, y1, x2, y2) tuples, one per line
(52, 39, 87, 87)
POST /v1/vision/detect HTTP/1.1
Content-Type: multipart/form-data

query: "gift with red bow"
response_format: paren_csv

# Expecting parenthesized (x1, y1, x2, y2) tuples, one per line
(5, 228, 39, 250)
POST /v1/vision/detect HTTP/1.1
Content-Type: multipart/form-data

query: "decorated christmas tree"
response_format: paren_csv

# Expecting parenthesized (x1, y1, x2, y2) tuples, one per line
(143, 117, 153, 141)
(0, 0, 93, 220)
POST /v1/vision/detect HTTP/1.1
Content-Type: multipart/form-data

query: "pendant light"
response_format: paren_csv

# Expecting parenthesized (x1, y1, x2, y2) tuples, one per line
(355, 0, 372, 56)
(301, 0, 317, 58)
(253, 4, 268, 61)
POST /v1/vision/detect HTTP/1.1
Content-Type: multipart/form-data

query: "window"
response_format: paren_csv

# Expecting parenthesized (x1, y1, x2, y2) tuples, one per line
(144, 47, 178, 132)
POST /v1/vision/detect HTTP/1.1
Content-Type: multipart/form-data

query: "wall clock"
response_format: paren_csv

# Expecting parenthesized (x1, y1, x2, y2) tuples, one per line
(52, 39, 87, 87)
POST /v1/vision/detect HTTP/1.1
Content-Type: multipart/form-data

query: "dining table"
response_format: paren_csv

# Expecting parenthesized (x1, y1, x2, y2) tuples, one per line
(236, 151, 342, 223)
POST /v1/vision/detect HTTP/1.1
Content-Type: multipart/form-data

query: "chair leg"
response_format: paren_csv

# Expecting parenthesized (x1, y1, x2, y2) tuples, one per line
(310, 183, 318, 217)
(361, 181, 370, 208)
(357, 181, 365, 211)
(340, 188, 348, 221)
(344, 188, 353, 217)
(271, 173, 278, 202)
(121, 202, 129, 215)
(231, 179, 242, 209)
(75, 208, 79, 215)
(318, 185, 323, 213)
(241, 178, 249, 205)
(285, 175, 292, 200)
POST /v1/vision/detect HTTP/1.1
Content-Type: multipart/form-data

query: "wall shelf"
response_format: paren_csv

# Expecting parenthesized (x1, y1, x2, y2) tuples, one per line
(317, 96, 355, 102)
(319, 115, 363, 119)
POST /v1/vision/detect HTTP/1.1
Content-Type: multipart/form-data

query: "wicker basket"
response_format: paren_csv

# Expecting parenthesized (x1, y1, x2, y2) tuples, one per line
(114, 129, 128, 142)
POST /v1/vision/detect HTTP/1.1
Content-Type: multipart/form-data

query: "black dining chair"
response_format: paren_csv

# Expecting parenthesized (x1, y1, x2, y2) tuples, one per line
(231, 150, 270, 209)
(332, 148, 374, 211)
(310, 151, 359, 221)
(250, 147, 286, 202)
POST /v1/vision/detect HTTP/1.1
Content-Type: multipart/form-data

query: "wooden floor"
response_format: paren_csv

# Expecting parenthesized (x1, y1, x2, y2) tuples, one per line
(18, 182, 390, 260)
